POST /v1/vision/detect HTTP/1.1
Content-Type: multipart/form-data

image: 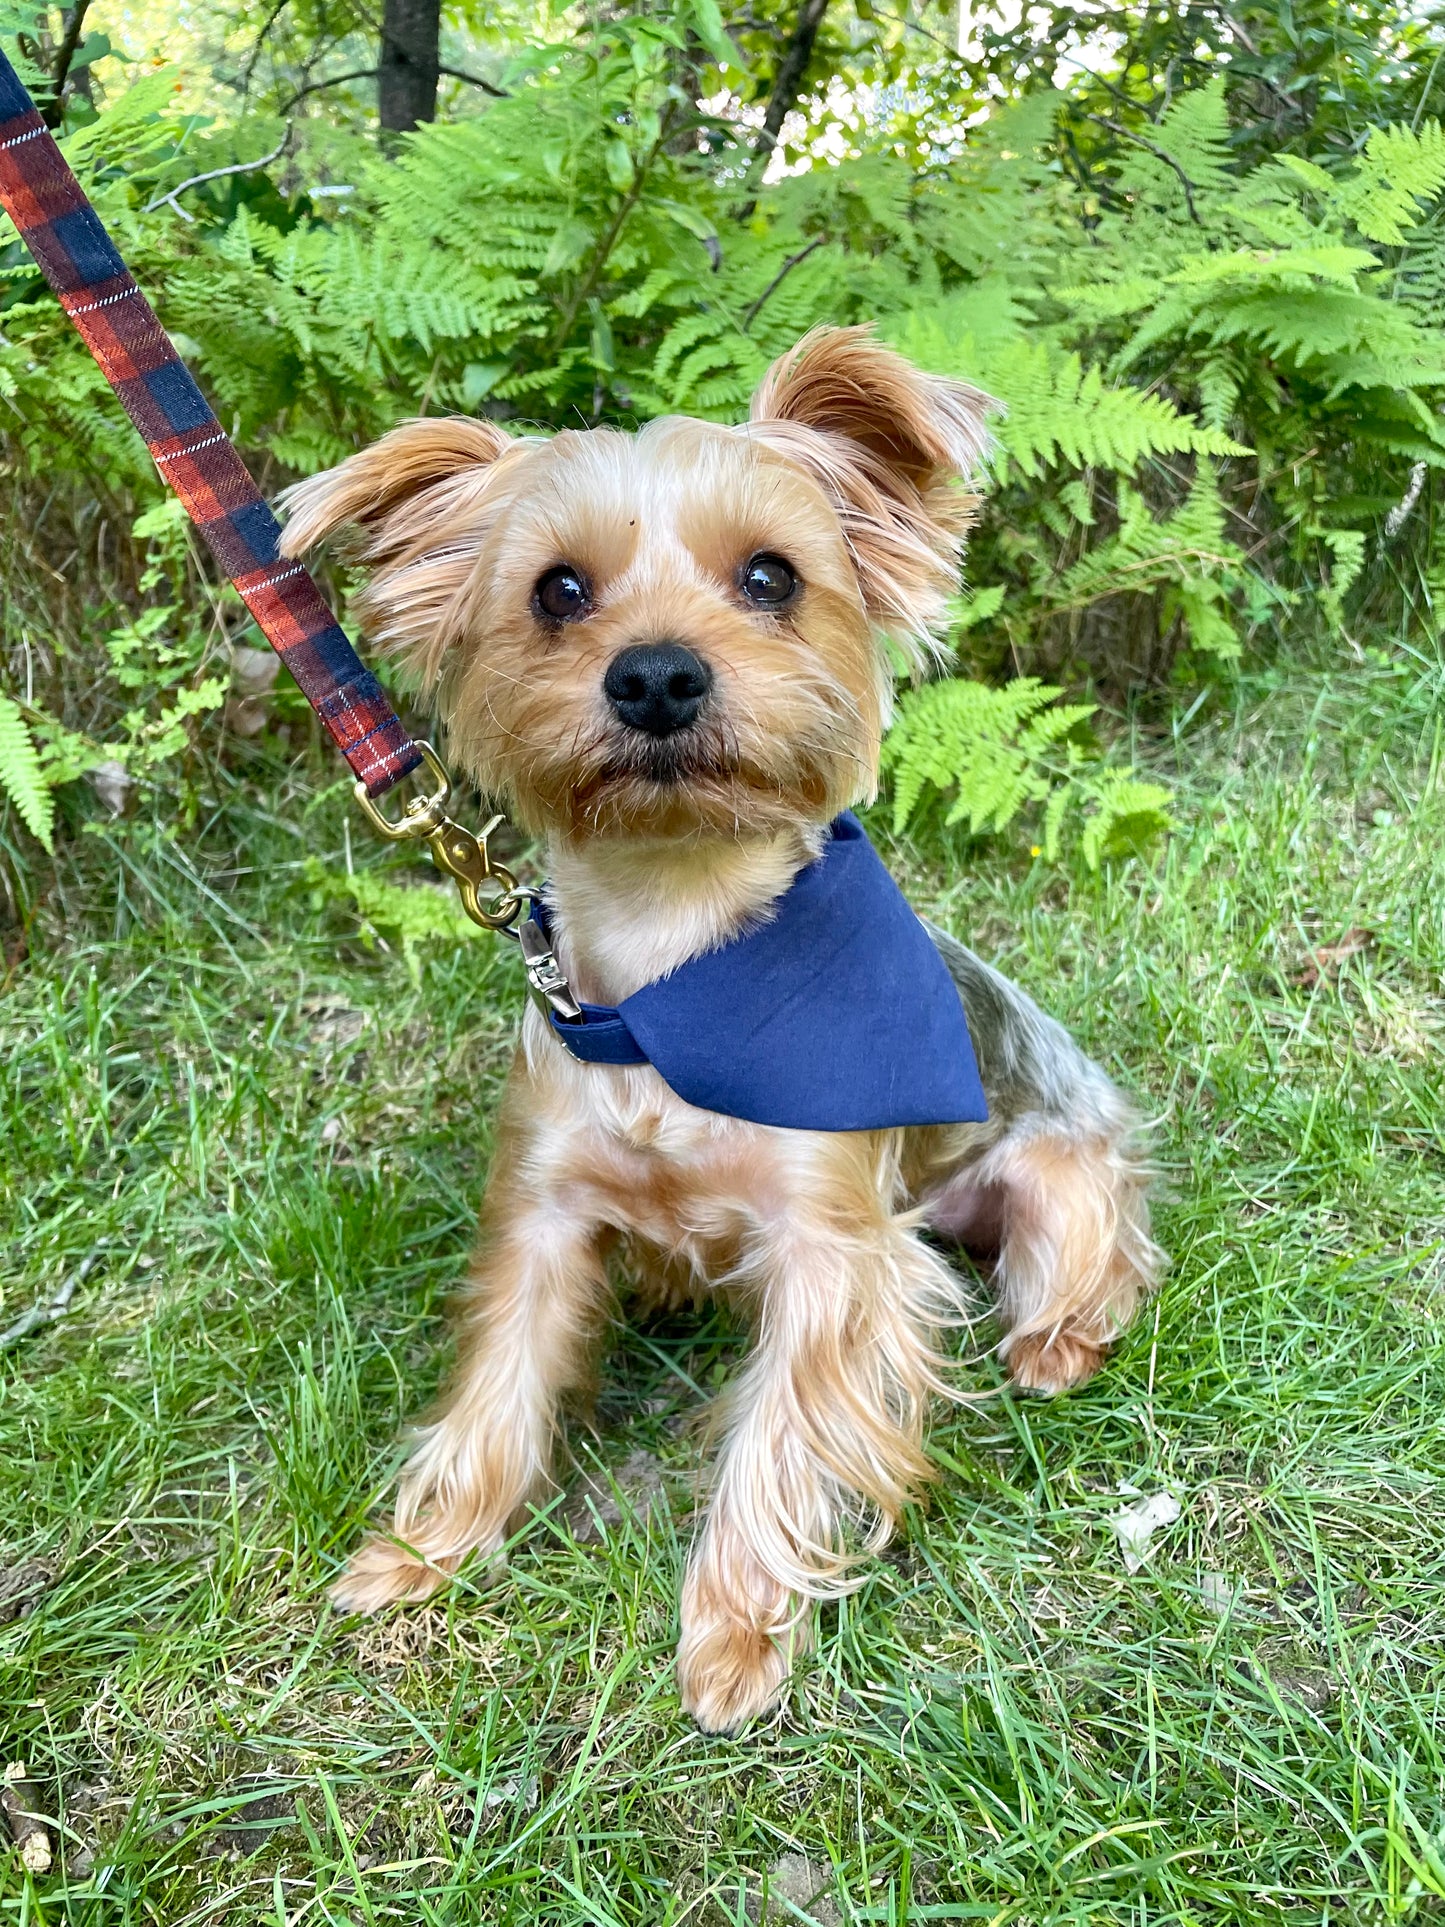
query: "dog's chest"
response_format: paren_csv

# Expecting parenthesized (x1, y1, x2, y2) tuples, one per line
(524, 1007, 792, 1253)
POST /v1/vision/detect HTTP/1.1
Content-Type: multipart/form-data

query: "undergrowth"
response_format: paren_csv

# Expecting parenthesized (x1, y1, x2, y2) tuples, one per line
(5, 19, 1445, 877)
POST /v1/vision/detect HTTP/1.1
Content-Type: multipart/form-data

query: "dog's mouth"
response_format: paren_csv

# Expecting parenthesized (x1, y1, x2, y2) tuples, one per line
(612, 737, 727, 787)
(558, 723, 806, 835)
(523, 704, 852, 839)
(582, 726, 741, 796)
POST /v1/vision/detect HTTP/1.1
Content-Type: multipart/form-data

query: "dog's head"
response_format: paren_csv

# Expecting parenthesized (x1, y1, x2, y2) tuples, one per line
(281, 327, 993, 841)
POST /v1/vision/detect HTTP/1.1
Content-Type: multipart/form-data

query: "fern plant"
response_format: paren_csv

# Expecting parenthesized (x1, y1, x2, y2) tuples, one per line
(0, 694, 53, 852)
(10, 29, 1445, 873)
(305, 857, 489, 982)
(878, 81, 1445, 675)
(880, 668, 1172, 868)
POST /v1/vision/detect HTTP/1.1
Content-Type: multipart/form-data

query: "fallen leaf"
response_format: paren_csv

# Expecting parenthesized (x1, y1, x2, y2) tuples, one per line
(86, 761, 133, 817)
(230, 645, 281, 695)
(0, 1559, 52, 1625)
(1296, 926, 1372, 988)
(1199, 1570, 1235, 1616)
(1109, 1491, 1182, 1573)
(2, 1762, 51, 1874)
(223, 694, 271, 738)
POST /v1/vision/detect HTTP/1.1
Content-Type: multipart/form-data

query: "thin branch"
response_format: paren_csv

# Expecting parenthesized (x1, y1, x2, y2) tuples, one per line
(277, 67, 379, 113)
(240, 0, 293, 100)
(1082, 113, 1202, 224)
(143, 131, 292, 221)
(740, 232, 826, 332)
(0, 1251, 101, 1353)
(1222, 12, 1259, 56)
(550, 104, 680, 351)
(758, 0, 830, 153)
(438, 62, 507, 98)
(41, 0, 94, 129)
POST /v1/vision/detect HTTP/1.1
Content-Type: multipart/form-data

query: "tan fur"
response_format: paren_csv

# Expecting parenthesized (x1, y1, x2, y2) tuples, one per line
(289, 328, 1163, 1733)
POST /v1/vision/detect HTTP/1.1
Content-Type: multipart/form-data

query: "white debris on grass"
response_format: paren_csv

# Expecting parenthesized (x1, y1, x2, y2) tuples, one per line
(1109, 1488, 1182, 1573)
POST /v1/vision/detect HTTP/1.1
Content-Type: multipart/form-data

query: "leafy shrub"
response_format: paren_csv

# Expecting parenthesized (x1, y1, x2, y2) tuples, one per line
(5, 13, 1444, 882)
(304, 858, 489, 981)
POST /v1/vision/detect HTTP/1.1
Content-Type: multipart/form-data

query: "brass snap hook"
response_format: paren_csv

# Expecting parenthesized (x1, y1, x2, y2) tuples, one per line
(353, 740, 526, 932)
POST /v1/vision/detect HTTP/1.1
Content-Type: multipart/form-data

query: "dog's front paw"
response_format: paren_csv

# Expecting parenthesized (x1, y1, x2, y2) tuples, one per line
(677, 1551, 808, 1733)
(677, 1610, 793, 1735)
(330, 1533, 456, 1614)
(1005, 1326, 1105, 1395)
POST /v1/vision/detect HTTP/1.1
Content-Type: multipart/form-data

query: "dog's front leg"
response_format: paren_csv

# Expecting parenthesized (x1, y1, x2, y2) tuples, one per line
(677, 1189, 960, 1732)
(333, 1124, 608, 1613)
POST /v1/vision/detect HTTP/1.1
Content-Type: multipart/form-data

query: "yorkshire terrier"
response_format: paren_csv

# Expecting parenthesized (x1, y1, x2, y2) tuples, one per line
(281, 326, 1163, 1733)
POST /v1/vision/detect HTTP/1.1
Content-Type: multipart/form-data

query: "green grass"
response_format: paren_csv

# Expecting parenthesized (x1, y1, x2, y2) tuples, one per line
(3, 647, 1444, 1924)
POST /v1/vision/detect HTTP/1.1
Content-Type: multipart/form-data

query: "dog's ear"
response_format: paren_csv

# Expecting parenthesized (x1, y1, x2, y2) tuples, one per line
(279, 417, 514, 689)
(749, 326, 995, 660)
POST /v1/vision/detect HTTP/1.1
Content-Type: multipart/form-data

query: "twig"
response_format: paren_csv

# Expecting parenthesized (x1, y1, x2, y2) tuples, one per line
(240, 0, 293, 100)
(1384, 460, 1428, 541)
(438, 63, 507, 98)
(757, 0, 831, 155)
(1082, 113, 1203, 224)
(740, 233, 827, 331)
(41, 0, 94, 129)
(0, 1251, 100, 1353)
(278, 67, 380, 114)
(550, 106, 679, 351)
(144, 132, 292, 221)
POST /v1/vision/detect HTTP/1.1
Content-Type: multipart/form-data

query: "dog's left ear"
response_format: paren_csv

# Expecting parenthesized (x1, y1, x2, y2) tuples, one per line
(749, 325, 995, 659)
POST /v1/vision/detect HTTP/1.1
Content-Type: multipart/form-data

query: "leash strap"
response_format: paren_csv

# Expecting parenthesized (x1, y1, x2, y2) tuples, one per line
(0, 50, 422, 797)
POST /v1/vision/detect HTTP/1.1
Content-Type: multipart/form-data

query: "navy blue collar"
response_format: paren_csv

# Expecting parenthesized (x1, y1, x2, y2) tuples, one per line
(531, 814, 987, 1134)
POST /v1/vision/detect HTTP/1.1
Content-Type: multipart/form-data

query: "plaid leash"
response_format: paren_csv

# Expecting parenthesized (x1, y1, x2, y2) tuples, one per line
(0, 49, 422, 797)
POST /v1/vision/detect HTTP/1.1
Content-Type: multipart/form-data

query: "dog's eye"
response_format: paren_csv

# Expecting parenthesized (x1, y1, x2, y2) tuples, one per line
(740, 554, 797, 606)
(534, 565, 591, 623)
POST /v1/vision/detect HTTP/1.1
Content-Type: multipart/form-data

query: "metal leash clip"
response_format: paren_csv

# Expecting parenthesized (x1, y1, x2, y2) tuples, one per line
(514, 914, 583, 1023)
(352, 740, 526, 932)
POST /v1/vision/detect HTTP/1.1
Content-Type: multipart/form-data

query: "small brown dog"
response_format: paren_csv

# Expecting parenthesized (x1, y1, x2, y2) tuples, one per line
(282, 327, 1162, 1733)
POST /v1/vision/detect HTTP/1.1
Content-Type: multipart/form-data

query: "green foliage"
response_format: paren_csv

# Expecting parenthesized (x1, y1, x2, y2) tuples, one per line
(5, 5, 1445, 877)
(878, 78, 1445, 687)
(305, 857, 488, 981)
(883, 675, 1093, 839)
(881, 670, 1172, 868)
(0, 693, 53, 851)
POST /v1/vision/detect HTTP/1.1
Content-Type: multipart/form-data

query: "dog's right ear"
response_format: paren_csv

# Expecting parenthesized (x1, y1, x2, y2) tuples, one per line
(279, 417, 514, 689)
(749, 327, 995, 667)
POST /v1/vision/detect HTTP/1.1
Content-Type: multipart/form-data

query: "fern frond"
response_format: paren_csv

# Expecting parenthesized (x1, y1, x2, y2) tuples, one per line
(1078, 775, 1174, 869)
(881, 675, 1094, 835)
(983, 340, 1248, 477)
(1336, 121, 1445, 245)
(0, 694, 55, 851)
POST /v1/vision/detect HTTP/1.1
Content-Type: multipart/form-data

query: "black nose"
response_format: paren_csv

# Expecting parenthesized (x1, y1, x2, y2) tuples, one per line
(603, 643, 712, 737)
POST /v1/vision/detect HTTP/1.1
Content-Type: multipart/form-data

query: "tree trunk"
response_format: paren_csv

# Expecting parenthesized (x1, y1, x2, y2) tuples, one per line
(758, 0, 830, 154)
(735, 0, 831, 219)
(378, 0, 441, 133)
(41, 0, 93, 129)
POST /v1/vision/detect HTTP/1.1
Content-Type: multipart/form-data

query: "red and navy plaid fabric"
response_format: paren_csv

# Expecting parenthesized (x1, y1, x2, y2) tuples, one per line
(0, 51, 421, 796)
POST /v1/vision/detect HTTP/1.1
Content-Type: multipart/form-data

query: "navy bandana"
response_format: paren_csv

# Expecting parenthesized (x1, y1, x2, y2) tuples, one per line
(537, 814, 987, 1134)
